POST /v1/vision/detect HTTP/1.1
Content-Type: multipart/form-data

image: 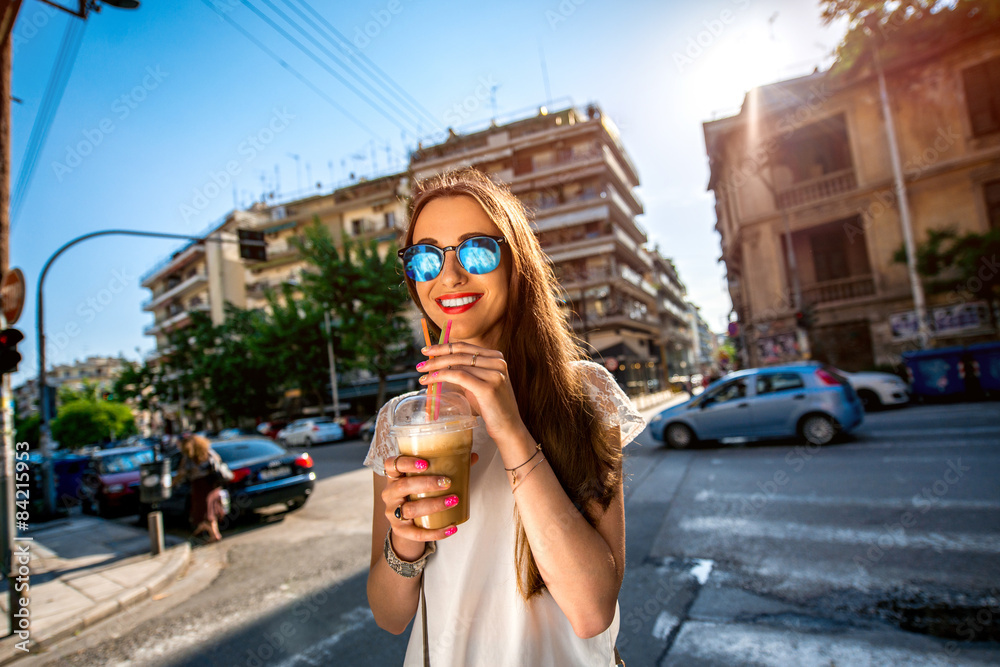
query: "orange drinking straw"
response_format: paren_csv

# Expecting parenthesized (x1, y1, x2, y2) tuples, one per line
(433, 320, 452, 420)
(421, 318, 434, 419)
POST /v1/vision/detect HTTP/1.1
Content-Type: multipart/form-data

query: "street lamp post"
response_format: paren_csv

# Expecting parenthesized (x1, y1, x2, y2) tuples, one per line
(323, 309, 341, 421)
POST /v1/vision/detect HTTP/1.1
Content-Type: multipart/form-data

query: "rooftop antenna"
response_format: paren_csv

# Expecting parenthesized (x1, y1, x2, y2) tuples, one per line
(539, 43, 552, 106)
(490, 84, 499, 126)
(274, 164, 281, 196)
(768, 11, 778, 40)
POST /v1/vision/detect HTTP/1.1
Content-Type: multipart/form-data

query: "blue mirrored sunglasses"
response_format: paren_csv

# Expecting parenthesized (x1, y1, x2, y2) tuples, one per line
(398, 235, 506, 282)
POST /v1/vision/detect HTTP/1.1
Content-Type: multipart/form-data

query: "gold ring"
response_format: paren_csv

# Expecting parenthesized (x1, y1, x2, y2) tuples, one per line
(386, 458, 401, 478)
(394, 504, 404, 520)
(449, 342, 454, 355)
(471, 353, 479, 367)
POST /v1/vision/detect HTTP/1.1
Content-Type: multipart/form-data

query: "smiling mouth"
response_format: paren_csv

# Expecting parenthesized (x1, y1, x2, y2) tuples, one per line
(436, 294, 483, 313)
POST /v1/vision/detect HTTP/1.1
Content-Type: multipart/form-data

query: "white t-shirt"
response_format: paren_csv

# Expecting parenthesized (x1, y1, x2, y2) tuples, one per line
(364, 360, 646, 666)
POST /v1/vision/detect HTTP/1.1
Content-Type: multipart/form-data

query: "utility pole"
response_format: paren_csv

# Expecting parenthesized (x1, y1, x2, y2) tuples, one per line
(324, 309, 340, 421)
(872, 41, 931, 347)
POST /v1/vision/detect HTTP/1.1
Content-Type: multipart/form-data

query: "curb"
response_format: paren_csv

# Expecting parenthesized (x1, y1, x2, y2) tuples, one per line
(0, 542, 191, 665)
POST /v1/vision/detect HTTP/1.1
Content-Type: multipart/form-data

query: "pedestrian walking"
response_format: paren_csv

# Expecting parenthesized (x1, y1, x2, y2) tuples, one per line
(176, 434, 233, 543)
(364, 168, 645, 665)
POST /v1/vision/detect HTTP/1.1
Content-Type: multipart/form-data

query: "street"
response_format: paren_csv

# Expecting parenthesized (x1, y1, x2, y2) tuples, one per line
(20, 402, 1000, 666)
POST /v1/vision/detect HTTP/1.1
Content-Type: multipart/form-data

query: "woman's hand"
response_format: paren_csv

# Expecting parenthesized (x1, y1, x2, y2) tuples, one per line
(417, 341, 530, 445)
(381, 454, 479, 547)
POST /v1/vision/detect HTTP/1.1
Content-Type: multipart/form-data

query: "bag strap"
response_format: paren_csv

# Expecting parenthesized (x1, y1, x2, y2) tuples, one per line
(421, 576, 430, 667)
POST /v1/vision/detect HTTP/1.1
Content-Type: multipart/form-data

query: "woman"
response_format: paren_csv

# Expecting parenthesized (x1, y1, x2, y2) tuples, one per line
(176, 434, 232, 543)
(364, 169, 645, 665)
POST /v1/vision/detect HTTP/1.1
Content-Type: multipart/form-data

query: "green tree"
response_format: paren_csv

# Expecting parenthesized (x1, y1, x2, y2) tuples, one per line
(113, 359, 156, 410)
(293, 220, 413, 407)
(257, 283, 331, 416)
(58, 380, 100, 405)
(821, 0, 1000, 76)
(51, 400, 136, 449)
(15, 412, 40, 449)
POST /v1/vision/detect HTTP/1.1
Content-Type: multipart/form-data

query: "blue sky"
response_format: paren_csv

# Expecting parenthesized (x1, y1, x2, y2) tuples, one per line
(8, 0, 846, 388)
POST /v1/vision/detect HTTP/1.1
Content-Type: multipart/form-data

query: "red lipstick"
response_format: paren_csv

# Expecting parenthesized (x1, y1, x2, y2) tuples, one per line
(435, 292, 483, 315)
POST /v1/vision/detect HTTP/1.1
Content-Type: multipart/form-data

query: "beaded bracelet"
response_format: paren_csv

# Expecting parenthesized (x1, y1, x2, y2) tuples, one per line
(505, 442, 542, 485)
(511, 456, 547, 493)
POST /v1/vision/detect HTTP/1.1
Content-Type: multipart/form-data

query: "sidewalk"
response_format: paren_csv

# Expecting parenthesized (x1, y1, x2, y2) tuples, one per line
(0, 514, 190, 664)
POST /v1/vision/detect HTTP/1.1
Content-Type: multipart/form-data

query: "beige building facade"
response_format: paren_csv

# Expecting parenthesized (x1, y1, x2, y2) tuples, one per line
(704, 29, 1000, 370)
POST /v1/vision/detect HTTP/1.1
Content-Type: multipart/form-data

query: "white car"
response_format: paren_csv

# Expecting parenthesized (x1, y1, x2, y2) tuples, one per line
(842, 371, 911, 410)
(280, 417, 345, 447)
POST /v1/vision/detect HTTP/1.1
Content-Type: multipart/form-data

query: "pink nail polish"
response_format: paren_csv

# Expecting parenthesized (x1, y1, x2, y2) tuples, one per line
(416, 361, 426, 370)
(414, 459, 428, 471)
(444, 526, 457, 536)
(444, 495, 459, 508)
(432, 372, 440, 378)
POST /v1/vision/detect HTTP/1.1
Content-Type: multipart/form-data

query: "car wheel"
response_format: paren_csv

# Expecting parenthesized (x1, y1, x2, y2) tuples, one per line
(81, 499, 96, 515)
(304, 436, 314, 448)
(96, 498, 108, 517)
(857, 389, 882, 411)
(801, 414, 836, 446)
(287, 496, 308, 511)
(665, 423, 696, 449)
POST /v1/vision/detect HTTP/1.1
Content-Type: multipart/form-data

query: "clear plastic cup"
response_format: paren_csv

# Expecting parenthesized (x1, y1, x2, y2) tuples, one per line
(390, 390, 477, 529)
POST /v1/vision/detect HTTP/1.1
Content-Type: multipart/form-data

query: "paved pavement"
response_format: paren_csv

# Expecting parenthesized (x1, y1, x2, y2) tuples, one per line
(0, 516, 190, 664)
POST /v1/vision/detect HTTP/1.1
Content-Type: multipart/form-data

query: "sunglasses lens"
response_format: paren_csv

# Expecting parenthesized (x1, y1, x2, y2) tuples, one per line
(403, 246, 443, 282)
(458, 237, 501, 275)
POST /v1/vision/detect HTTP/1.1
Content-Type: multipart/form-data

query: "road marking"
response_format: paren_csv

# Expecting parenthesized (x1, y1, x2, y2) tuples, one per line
(274, 606, 374, 667)
(670, 620, 986, 666)
(693, 489, 1000, 511)
(651, 611, 680, 640)
(858, 425, 1000, 437)
(679, 516, 1000, 554)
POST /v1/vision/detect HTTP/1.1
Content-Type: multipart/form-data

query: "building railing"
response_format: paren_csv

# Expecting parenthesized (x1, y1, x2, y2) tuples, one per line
(141, 272, 208, 311)
(776, 168, 857, 209)
(802, 274, 876, 304)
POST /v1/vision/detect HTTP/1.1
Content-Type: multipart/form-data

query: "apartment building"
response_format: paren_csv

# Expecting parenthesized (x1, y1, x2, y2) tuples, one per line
(412, 104, 690, 394)
(241, 172, 409, 311)
(704, 25, 1000, 370)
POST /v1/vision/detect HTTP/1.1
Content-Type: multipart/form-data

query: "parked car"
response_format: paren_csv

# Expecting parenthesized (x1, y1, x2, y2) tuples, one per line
(841, 370, 911, 410)
(649, 362, 864, 449)
(279, 417, 345, 447)
(140, 437, 315, 526)
(338, 416, 365, 439)
(80, 446, 156, 516)
(258, 420, 288, 440)
(359, 415, 377, 441)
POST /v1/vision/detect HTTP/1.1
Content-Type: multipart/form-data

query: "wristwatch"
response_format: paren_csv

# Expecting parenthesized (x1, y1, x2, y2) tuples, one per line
(383, 529, 436, 578)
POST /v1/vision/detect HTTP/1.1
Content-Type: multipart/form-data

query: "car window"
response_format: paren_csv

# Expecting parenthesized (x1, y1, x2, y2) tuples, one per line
(98, 449, 154, 474)
(213, 440, 284, 463)
(312, 418, 334, 424)
(709, 379, 748, 404)
(756, 373, 805, 395)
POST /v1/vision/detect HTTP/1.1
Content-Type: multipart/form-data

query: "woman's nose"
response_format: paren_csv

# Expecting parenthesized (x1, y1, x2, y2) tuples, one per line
(436, 249, 467, 285)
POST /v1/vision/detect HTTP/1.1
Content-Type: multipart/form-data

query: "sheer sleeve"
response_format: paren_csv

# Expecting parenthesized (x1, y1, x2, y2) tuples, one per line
(576, 360, 646, 448)
(363, 391, 418, 475)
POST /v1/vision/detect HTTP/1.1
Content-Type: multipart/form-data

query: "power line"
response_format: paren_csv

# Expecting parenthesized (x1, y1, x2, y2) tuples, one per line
(200, 0, 381, 139)
(11, 15, 87, 225)
(257, 0, 426, 136)
(238, 0, 421, 136)
(282, 0, 441, 132)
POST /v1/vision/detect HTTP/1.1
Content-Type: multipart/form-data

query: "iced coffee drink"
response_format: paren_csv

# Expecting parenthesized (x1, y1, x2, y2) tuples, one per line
(391, 390, 477, 530)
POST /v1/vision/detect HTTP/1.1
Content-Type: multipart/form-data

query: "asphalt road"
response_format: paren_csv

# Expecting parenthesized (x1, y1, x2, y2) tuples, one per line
(22, 402, 1000, 666)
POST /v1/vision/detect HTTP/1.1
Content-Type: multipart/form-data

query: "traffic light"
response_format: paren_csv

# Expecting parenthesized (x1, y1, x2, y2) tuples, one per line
(0, 328, 23, 374)
(238, 229, 267, 261)
(795, 307, 815, 330)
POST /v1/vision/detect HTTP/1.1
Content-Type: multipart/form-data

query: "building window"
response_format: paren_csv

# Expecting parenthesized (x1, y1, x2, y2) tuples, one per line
(985, 179, 1000, 230)
(963, 57, 1000, 138)
(810, 229, 850, 282)
(351, 219, 364, 235)
(384, 211, 396, 229)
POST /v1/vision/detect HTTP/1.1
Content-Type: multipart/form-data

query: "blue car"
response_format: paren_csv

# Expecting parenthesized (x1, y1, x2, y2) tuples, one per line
(649, 362, 864, 448)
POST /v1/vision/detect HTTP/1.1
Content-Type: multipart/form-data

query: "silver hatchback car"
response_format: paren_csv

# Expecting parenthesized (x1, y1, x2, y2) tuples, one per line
(649, 362, 864, 448)
(279, 417, 345, 447)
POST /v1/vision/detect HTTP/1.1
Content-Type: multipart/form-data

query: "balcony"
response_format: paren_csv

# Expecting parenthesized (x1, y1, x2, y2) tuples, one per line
(142, 272, 208, 311)
(802, 274, 876, 305)
(141, 243, 205, 288)
(776, 168, 857, 209)
(143, 301, 210, 336)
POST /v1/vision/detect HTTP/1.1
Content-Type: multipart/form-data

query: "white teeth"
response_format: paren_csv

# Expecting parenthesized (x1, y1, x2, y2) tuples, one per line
(440, 296, 479, 307)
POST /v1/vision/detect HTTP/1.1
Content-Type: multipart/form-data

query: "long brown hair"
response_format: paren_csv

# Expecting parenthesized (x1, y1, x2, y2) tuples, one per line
(403, 168, 622, 600)
(180, 434, 212, 464)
